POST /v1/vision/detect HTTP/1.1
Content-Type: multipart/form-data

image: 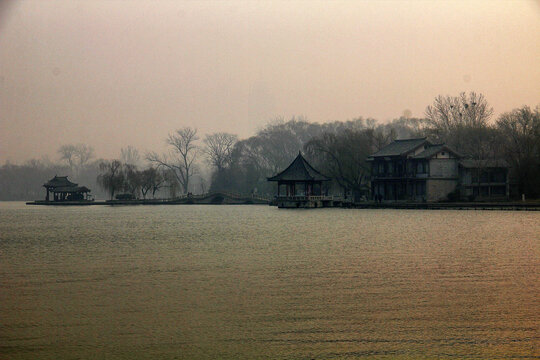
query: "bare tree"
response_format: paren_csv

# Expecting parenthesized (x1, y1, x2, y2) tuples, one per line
(425, 92, 494, 157)
(122, 163, 141, 198)
(204, 132, 238, 172)
(367, 125, 396, 151)
(199, 176, 207, 194)
(75, 144, 94, 169)
(497, 105, 540, 197)
(58, 143, 94, 178)
(305, 129, 376, 197)
(426, 92, 493, 133)
(120, 146, 141, 167)
(139, 167, 165, 199)
(147, 127, 199, 194)
(162, 168, 180, 198)
(378, 117, 429, 140)
(58, 144, 77, 171)
(97, 160, 123, 200)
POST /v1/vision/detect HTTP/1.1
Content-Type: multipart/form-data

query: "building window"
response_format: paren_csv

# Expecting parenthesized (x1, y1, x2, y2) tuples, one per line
(416, 181, 426, 195)
(491, 169, 506, 183)
(396, 163, 403, 176)
(480, 171, 489, 183)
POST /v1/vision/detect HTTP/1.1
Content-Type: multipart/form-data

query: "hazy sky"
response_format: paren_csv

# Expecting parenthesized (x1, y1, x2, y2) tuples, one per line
(1, 0, 539, 163)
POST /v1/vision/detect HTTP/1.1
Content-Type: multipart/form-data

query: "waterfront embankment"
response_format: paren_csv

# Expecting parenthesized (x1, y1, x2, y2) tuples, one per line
(26, 192, 270, 206)
(26, 199, 540, 210)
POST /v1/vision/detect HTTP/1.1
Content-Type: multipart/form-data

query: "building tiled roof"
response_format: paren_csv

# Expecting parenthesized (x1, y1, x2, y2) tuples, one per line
(369, 138, 429, 157)
(43, 176, 78, 188)
(460, 159, 509, 168)
(268, 152, 330, 182)
(52, 186, 91, 193)
(412, 144, 460, 159)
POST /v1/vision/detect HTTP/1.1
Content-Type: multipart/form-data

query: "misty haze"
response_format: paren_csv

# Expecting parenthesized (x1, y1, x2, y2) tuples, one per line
(0, 1, 539, 359)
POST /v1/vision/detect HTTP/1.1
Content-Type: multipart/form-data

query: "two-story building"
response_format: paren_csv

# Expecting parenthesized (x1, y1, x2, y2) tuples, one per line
(368, 138, 512, 202)
(367, 138, 461, 202)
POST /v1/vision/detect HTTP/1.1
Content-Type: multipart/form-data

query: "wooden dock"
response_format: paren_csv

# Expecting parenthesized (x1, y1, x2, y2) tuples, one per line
(270, 196, 540, 210)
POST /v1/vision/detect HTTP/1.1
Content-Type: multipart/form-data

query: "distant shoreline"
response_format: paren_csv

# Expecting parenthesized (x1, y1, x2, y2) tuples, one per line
(353, 202, 540, 211)
(26, 199, 269, 206)
(24, 200, 540, 211)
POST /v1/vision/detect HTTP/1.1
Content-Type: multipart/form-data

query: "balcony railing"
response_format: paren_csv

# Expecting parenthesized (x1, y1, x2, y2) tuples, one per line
(275, 195, 335, 201)
(372, 172, 429, 179)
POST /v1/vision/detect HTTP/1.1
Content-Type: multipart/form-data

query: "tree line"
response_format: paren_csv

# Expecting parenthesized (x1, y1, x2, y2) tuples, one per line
(1, 92, 538, 200)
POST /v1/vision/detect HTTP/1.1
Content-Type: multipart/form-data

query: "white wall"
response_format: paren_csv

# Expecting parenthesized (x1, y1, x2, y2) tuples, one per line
(429, 159, 458, 178)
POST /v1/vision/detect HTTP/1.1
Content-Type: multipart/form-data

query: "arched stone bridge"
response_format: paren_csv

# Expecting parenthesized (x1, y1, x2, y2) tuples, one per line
(172, 192, 270, 205)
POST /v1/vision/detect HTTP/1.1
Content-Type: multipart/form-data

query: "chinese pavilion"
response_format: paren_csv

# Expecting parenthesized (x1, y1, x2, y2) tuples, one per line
(267, 152, 330, 208)
(43, 176, 91, 202)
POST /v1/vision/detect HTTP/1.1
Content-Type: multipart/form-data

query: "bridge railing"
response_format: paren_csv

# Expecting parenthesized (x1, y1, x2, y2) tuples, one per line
(173, 192, 271, 202)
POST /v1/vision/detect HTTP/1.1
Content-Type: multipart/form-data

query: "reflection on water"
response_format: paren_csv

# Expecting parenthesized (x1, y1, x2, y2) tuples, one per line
(0, 203, 538, 359)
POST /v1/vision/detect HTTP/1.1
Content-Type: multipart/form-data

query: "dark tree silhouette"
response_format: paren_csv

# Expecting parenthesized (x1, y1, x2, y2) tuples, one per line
(139, 167, 165, 199)
(425, 92, 494, 157)
(204, 132, 237, 172)
(97, 160, 124, 200)
(147, 127, 199, 194)
(497, 105, 540, 197)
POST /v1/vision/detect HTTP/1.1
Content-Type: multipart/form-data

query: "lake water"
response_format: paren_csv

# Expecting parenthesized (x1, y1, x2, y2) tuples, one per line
(0, 202, 538, 359)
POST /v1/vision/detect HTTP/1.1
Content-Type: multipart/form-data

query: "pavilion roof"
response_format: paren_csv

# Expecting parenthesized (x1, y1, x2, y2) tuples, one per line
(43, 176, 78, 188)
(267, 152, 330, 182)
(52, 186, 91, 193)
